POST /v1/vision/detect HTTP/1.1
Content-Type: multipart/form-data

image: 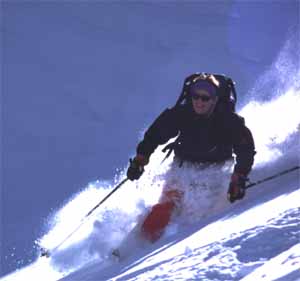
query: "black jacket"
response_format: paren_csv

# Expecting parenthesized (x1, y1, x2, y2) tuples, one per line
(137, 105, 255, 175)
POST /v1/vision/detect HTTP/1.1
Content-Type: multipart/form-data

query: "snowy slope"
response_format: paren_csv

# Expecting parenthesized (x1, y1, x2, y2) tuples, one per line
(61, 185, 299, 281)
(2, 60, 299, 280)
(58, 87, 300, 281)
(2, 2, 299, 280)
(2, 155, 299, 281)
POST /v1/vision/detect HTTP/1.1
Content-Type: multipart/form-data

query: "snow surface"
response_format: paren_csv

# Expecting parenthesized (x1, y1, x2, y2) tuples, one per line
(2, 36, 300, 281)
(2, 1, 299, 281)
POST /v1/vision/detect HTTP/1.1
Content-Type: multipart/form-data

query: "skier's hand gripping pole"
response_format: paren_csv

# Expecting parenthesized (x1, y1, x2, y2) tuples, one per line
(127, 154, 148, 181)
(227, 166, 300, 203)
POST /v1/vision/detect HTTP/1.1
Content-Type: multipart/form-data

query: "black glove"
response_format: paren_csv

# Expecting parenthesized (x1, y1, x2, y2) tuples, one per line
(127, 155, 148, 181)
(227, 172, 248, 203)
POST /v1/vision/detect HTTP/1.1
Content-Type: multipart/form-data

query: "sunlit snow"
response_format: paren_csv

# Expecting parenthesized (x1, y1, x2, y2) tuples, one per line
(2, 10, 300, 281)
(2, 64, 299, 281)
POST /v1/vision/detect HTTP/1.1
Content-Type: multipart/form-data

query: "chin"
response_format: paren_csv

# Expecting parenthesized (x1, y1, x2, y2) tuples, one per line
(193, 107, 214, 116)
(195, 108, 207, 114)
(195, 110, 207, 115)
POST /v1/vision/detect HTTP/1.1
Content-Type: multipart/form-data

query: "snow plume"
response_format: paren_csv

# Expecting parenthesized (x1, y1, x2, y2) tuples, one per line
(31, 152, 169, 276)
(240, 32, 300, 166)
(29, 81, 299, 278)
(248, 30, 299, 101)
(163, 160, 234, 226)
(28, 140, 235, 278)
(240, 88, 300, 166)
(36, 181, 155, 273)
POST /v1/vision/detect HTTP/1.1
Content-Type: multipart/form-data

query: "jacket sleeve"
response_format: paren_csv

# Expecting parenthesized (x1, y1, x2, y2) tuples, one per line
(136, 107, 180, 159)
(231, 115, 256, 176)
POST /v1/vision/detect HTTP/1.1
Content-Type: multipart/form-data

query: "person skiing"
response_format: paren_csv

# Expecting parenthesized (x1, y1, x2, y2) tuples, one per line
(126, 73, 255, 243)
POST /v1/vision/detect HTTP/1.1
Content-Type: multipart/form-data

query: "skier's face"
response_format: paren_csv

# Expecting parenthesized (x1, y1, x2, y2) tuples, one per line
(191, 89, 218, 116)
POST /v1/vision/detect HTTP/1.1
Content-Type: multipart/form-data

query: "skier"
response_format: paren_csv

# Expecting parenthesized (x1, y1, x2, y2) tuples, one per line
(127, 73, 255, 243)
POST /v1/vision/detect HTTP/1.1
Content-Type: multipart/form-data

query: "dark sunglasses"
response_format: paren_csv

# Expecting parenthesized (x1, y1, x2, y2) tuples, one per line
(191, 93, 212, 102)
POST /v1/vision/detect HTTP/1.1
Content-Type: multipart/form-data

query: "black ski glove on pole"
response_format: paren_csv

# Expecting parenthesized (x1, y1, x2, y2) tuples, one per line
(127, 155, 148, 181)
(227, 172, 248, 203)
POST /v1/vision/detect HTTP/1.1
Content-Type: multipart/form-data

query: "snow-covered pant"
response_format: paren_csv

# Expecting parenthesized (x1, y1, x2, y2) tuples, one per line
(141, 188, 183, 242)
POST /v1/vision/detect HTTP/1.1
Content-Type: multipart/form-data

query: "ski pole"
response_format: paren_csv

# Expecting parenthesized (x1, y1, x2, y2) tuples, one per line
(41, 178, 128, 258)
(245, 166, 299, 190)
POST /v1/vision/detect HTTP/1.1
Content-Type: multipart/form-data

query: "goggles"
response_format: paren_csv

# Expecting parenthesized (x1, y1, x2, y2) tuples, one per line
(191, 93, 212, 102)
